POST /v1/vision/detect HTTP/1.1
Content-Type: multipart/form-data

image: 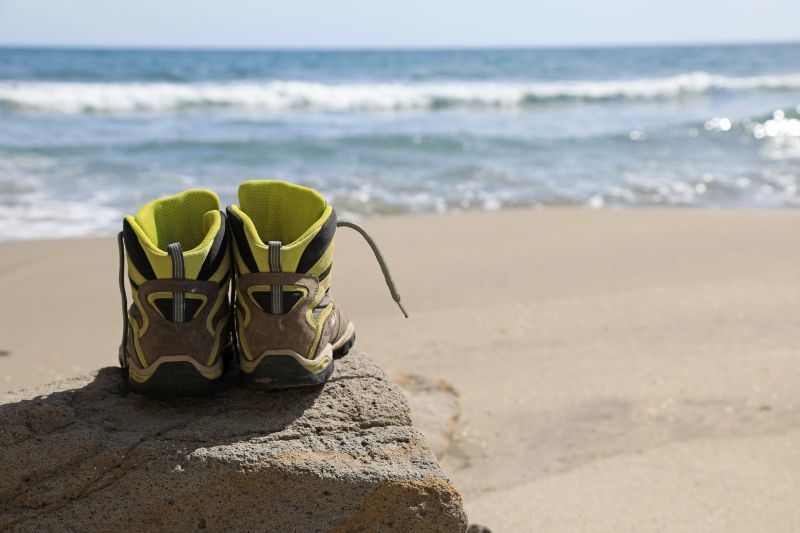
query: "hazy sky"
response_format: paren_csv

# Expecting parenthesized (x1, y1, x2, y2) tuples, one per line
(0, 0, 798, 49)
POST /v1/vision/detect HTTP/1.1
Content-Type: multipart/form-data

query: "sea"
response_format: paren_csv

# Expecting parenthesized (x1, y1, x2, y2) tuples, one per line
(1, 44, 799, 240)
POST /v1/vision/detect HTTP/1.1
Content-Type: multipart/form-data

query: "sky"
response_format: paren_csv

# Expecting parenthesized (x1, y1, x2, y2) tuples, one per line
(0, 0, 798, 49)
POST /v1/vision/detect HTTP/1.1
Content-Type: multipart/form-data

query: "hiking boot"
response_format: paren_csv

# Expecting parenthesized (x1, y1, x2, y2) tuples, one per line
(117, 189, 232, 395)
(227, 180, 407, 389)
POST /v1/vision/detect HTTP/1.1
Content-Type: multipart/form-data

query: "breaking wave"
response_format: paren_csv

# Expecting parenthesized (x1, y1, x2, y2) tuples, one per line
(2, 71, 800, 114)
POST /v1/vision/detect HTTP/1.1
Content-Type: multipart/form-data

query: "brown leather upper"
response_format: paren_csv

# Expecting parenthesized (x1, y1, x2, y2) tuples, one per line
(236, 271, 343, 361)
(127, 278, 229, 368)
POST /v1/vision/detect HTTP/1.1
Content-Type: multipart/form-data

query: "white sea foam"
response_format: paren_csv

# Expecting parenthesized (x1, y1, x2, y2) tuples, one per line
(0, 200, 121, 241)
(0, 153, 121, 241)
(2, 71, 800, 114)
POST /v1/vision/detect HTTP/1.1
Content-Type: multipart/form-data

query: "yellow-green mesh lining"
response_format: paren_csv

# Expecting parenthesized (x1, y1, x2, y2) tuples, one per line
(238, 180, 326, 244)
(132, 189, 220, 251)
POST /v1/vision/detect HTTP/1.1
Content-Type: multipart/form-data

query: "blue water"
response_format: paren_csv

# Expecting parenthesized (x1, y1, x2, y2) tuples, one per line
(1, 44, 800, 239)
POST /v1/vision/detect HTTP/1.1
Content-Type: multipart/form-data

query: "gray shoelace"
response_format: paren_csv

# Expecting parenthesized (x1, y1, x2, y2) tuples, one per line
(337, 220, 409, 318)
(117, 231, 128, 362)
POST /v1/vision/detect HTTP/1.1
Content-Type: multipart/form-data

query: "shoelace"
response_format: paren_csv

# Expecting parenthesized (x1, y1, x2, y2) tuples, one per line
(117, 221, 408, 351)
(336, 220, 408, 318)
(117, 231, 129, 360)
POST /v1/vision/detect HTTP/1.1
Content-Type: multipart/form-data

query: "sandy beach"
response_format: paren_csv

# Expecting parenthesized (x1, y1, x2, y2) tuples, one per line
(2, 208, 800, 531)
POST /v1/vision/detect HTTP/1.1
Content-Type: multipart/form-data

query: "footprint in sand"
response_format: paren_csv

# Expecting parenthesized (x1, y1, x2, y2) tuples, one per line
(395, 373, 461, 459)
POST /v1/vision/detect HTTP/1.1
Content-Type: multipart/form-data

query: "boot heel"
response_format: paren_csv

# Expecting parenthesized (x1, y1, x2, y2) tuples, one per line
(127, 362, 222, 397)
(243, 355, 334, 389)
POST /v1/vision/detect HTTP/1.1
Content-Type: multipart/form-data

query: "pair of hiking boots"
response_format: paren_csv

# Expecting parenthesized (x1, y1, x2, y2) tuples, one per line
(117, 180, 407, 395)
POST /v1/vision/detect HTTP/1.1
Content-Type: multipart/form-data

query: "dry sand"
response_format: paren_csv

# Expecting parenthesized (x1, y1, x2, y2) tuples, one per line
(2, 208, 800, 531)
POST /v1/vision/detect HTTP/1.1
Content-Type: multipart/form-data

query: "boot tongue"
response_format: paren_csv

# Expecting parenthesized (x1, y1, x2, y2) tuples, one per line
(232, 181, 334, 274)
(238, 180, 326, 244)
(151, 210, 221, 279)
(124, 189, 221, 275)
(133, 189, 220, 250)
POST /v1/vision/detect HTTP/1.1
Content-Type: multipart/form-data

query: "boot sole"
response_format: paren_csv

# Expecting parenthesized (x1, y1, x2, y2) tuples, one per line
(242, 354, 335, 389)
(237, 325, 355, 389)
(124, 345, 236, 397)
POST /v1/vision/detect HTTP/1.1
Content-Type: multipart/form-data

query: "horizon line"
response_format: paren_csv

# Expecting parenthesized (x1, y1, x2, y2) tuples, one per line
(1, 38, 799, 53)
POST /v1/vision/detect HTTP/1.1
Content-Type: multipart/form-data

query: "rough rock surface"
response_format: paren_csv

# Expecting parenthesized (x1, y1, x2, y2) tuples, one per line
(0, 347, 467, 532)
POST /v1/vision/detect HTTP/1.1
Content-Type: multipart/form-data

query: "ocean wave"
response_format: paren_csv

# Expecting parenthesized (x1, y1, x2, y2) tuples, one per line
(2, 71, 800, 113)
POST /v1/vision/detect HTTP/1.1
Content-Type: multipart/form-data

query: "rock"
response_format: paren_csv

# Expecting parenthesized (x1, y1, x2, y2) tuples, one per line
(0, 348, 467, 532)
